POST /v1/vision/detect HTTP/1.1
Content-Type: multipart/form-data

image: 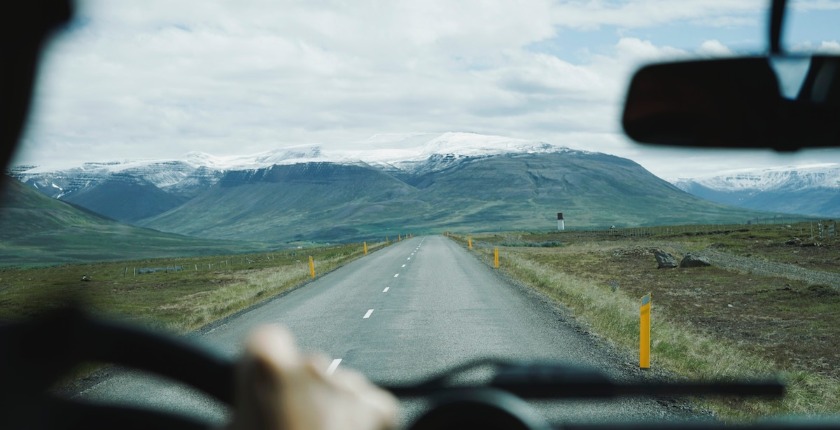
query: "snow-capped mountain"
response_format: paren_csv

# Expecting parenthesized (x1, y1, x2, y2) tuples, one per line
(11, 132, 568, 193)
(13, 160, 222, 200)
(672, 164, 840, 217)
(673, 164, 840, 192)
(14, 132, 563, 178)
(5, 131, 779, 241)
(8, 132, 570, 222)
(170, 132, 568, 173)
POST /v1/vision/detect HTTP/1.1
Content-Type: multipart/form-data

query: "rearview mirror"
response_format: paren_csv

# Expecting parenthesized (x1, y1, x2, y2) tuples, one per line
(622, 55, 840, 151)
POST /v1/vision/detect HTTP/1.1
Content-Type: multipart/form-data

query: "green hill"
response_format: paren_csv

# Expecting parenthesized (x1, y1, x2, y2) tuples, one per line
(0, 177, 266, 265)
(139, 153, 772, 242)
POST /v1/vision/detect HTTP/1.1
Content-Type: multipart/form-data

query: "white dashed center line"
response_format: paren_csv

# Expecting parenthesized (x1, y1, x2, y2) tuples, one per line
(407, 257, 411, 260)
(327, 359, 342, 375)
(394, 273, 399, 278)
(401, 264, 406, 268)
(363, 309, 374, 319)
(383, 287, 389, 292)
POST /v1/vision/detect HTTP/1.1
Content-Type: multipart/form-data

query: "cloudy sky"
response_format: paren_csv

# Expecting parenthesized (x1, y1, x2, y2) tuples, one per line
(14, 0, 840, 179)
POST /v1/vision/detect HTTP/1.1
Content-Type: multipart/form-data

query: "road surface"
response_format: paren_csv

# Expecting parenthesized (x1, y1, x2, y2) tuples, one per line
(78, 235, 698, 426)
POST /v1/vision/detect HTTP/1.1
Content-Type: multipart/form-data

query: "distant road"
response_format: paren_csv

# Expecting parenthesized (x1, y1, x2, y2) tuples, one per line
(79, 235, 697, 426)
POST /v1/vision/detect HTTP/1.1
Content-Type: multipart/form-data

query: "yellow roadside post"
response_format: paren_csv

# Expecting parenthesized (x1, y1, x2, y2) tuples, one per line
(309, 256, 316, 278)
(640, 293, 652, 369)
(468, 237, 473, 249)
(493, 247, 500, 269)
(363, 241, 368, 255)
(398, 234, 401, 241)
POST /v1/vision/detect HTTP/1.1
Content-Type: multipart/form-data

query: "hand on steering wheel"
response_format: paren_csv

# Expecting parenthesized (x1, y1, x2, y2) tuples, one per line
(228, 326, 398, 430)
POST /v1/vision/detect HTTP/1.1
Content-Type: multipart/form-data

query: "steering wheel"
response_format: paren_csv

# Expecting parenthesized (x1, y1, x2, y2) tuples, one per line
(0, 308, 795, 430)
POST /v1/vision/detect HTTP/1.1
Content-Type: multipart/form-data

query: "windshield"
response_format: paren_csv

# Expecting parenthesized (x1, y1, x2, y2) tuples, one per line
(2, 0, 840, 427)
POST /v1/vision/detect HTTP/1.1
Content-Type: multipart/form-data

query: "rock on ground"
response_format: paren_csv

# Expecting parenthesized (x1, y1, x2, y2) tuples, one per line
(680, 253, 711, 268)
(653, 249, 678, 269)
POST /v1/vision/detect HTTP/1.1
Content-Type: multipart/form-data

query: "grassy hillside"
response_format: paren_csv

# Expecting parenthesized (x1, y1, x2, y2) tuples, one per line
(0, 177, 268, 265)
(680, 182, 840, 218)
(141, 162, 430, 241)
(419, 152, 768, 229)
(141, 154, 774, 242)
(62, 175, 188, 222)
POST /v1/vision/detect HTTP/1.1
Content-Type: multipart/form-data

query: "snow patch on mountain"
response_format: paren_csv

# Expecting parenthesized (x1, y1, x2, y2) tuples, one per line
(673, 163, 840, 192)
(9, 132, 577, 203)
(15, 132, 568, 176)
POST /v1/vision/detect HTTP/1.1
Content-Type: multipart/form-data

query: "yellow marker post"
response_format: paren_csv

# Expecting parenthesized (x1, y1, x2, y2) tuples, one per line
(493, 247, 500, 269)
(640, 293, 652, 369)
(398, 234, 401, 241)
(309, 256, 316, 278)
(363, 241, 368, 255)
(468, 237, 473, 249)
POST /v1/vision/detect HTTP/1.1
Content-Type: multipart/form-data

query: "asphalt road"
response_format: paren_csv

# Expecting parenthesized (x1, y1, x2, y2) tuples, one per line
(78, 235, 698, 427)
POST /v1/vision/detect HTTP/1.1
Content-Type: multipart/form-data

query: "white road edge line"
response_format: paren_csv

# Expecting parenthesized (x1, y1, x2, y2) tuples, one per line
(383, 287, 389, 292)
(327, 359, 342, 375)
(363, 309, 374, 319)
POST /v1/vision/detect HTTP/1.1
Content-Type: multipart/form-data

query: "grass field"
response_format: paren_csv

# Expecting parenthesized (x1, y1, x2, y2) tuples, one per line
(451, 221, 840, 419)
(0, 241, 387, 333)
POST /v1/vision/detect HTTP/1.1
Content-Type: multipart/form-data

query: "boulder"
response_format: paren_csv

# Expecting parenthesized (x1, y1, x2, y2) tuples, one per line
(653, 249, 678, 269)
(680, 253, 711, 268)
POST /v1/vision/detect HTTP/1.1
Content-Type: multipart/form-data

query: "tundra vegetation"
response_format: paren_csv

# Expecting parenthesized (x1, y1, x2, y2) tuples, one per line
(451, 222, 840, 420)
(0, 241, 386, 332)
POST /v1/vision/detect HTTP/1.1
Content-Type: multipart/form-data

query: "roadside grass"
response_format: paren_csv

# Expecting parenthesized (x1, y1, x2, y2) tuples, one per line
(477, 221, 839, 274)
(0, 241, 387, 333)
(449, 226, 840, 420)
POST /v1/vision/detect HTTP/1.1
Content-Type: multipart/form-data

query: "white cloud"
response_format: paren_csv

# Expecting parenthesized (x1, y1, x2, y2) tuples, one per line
(819, 40, 840, 52)
(790, 39, 840, 54)
(547, 0, 763, 30)
(792, 0, 840, 11)
(697, 39, 733, 56)
(14, 0, 835, 179)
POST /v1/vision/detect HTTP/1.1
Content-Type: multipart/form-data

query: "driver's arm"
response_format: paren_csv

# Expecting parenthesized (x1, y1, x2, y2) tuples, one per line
(227, 325, 398, 430)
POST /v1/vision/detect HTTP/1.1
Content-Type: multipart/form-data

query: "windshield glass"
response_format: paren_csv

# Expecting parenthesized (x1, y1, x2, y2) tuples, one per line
(2, 0, 840, 426)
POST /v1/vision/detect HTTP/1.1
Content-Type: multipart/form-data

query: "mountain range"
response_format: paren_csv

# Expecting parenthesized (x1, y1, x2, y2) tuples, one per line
(672, 164, 840, 218)
(7, 133, 777, 245)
